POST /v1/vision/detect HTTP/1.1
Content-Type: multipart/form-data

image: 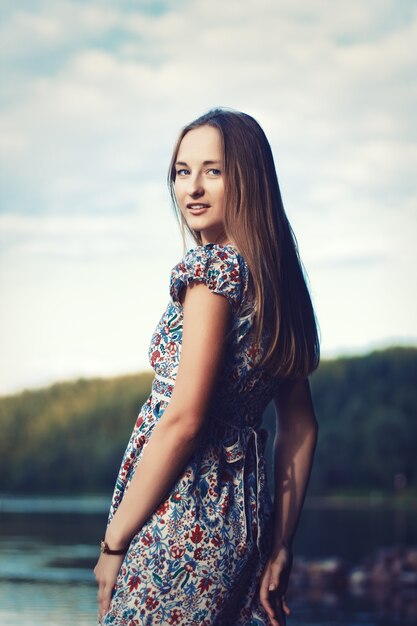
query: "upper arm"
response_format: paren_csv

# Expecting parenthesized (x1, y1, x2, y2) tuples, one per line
(273, 378, 318, 434)
(166, 281, 232, 431)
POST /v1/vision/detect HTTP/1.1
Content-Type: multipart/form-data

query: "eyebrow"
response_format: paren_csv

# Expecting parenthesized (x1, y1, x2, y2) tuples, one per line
(175, 160, 222, 166)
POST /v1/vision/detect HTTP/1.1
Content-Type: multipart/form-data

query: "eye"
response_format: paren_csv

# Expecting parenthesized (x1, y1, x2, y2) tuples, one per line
(207, 168, 222, 176)
(176, 168, 190, 176)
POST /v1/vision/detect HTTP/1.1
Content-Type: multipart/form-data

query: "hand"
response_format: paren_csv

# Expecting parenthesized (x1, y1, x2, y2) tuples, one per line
(259, 544, 293, 626)
(93, 552, 124, 621)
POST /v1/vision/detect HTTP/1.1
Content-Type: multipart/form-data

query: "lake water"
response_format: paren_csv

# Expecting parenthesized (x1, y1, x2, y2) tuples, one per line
(0, 495, 416, 625)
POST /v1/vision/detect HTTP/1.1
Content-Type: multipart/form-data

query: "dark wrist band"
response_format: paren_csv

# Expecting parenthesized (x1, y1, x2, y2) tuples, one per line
(100, 538, 128, 555)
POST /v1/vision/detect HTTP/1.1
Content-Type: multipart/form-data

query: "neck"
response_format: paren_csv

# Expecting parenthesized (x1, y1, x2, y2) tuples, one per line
(200, 233, 234, 247)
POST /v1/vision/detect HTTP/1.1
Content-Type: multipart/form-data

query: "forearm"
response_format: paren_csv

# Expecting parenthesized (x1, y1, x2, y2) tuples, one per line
(105, 414, 201, 549)
(271, 420, 318, 553)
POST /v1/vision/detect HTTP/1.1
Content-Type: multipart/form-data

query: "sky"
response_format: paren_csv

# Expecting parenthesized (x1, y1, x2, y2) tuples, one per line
(0, 0, 416, 394)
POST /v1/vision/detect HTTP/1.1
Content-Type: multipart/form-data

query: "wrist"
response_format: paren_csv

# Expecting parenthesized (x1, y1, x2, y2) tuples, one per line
(271, 538, 292, 557)
(100, 538, 129, 555)
(103, 527, 131, 553)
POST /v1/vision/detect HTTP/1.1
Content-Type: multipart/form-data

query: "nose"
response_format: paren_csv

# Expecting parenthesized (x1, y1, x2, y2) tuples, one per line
(186, 174, 204, 198)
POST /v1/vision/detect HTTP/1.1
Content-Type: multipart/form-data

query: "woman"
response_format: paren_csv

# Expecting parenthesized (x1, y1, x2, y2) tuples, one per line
(94, 108, 320, 626)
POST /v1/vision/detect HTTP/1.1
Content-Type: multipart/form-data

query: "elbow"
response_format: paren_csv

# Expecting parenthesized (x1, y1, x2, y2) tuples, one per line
(307, 408, 319, 434)
(162, 409, 204, 443)
(299, 411, 319, 446)
(297, 409, 319, 438)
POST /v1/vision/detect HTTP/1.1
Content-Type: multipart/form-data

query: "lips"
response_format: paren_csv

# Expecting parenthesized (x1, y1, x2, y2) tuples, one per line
(186, 203, 210, 210)
(186, 203, 210, 215)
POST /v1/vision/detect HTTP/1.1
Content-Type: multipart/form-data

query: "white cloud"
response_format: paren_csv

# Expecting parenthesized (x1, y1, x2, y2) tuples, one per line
(0, 207, 185, 394)
(0, 0, 416, 392)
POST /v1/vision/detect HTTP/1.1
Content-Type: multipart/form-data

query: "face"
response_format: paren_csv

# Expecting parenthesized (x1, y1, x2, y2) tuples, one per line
(174, 125, 227, 246)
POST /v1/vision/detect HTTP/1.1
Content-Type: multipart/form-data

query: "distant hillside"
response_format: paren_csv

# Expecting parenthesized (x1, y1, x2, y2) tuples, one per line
(0, 372, 154, 493)
(308, 346, 417, 493)
(0, 346, 415, 495)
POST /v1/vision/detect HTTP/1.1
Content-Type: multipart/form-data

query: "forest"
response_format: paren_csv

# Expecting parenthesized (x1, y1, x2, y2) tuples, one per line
(0, 346, 415, 496)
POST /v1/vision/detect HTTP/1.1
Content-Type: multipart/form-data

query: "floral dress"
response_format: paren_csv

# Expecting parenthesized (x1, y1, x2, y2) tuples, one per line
(102, 242, 280, 626)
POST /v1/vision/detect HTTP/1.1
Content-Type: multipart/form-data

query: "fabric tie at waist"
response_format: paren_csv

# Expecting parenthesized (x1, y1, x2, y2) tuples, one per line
(151, 371, 264, 553)
(216, 417, 264, 554)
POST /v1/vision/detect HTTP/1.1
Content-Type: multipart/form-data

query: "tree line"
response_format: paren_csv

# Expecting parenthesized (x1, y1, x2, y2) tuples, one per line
(0, 346, 415, 495)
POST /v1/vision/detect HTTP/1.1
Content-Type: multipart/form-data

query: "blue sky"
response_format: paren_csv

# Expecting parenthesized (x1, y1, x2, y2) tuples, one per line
(0, 0, 416, 393)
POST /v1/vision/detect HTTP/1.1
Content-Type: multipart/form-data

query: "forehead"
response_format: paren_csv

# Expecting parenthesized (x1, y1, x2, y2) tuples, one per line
(177, 125, 222, 160)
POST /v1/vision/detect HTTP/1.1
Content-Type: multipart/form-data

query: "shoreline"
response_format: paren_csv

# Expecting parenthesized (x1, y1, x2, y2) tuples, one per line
(1, 492, 416, 514)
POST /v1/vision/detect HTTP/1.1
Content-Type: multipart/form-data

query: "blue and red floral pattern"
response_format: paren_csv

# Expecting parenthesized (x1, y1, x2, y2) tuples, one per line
(102, 243, 280, 625)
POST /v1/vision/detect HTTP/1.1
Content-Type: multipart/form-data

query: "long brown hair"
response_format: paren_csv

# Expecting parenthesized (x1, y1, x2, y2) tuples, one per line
(167, 107, 320, 379)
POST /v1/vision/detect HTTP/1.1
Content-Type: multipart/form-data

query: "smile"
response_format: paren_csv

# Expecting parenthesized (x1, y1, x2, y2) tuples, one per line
(187, 203, 210, 209)
(187, 203, 210, 214)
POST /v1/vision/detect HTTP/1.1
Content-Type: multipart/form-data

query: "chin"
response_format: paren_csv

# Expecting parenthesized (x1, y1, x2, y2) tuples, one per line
(187, 220, 210, 230)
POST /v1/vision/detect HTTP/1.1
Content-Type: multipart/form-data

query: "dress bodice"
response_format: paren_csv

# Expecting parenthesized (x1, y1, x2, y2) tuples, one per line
(147, 242, 279, 429)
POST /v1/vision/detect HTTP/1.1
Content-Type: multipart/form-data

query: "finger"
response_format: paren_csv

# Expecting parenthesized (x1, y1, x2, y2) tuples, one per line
(282, 595, 291, 616)
(262, 587, 290, 626)
(268, 597, 289, 626)
(259, 578, 276, 620)
(99, 584, 111, 617)
(99, 603, 109, 621)
(268, 612, 282, 626)
(274, 601, 288, 626)
(100, 599, 110, 617)
(260, 594, 276, 621)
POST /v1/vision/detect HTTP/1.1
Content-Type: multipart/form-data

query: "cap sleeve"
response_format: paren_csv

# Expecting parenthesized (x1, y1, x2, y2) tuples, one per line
(169, 244, 244, 315)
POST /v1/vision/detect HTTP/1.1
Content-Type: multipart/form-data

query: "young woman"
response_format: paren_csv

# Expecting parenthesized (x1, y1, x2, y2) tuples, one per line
(94, 108, 320, 626)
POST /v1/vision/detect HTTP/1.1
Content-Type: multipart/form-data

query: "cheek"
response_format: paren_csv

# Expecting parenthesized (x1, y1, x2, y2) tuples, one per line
(173, 182, 184, 206)
(217, 186, 225, 209)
